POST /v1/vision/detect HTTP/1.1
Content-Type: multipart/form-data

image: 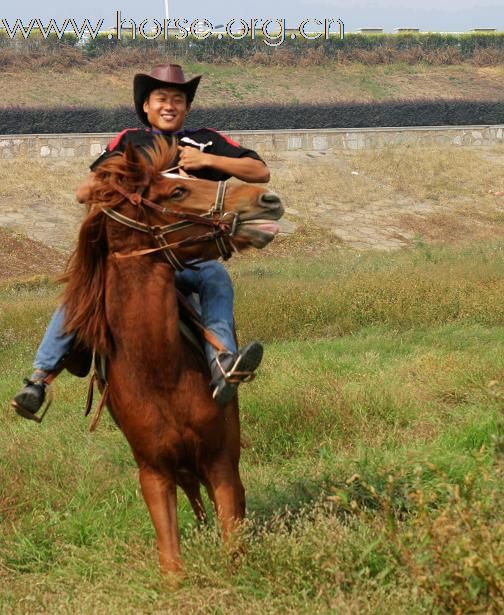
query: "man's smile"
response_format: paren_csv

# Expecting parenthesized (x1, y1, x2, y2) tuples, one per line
(143, 87, 190, 132)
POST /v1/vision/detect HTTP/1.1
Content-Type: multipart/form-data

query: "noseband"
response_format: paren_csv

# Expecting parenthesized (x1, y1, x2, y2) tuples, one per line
(102, 178, 239, 270)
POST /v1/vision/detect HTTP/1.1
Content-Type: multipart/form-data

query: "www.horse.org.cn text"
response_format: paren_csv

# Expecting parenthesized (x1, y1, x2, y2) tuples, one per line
(0, 14, 345, 46)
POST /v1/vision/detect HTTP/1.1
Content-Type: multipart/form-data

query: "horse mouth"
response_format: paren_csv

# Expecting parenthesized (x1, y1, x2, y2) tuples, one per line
(236, 219, 281, 248)
(234, 192, 284, 248)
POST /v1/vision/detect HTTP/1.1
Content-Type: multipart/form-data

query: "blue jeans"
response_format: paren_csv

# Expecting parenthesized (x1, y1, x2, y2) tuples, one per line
(34, 261, 236, 371)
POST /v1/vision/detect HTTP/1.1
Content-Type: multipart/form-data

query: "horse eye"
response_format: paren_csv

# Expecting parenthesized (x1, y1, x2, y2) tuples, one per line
(170, 187, 186, 200)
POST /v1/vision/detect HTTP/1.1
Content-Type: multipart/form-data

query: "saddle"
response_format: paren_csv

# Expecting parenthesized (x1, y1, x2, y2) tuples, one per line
(62, 290, 225, 380)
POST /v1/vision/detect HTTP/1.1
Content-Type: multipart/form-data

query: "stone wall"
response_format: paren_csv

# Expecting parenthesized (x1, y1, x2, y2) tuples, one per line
(0, 125, 503, 160)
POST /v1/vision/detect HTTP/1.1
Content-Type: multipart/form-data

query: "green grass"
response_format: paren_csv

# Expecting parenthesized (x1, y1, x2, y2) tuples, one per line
(0, 243, 503, 613)
(231, 241, 504, 340)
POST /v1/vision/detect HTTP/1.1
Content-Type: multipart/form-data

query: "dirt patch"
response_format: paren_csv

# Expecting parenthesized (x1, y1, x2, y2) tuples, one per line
(266, 146, 504, 251)
(0, 228, 67, 282)
(398, 210, 502, 243)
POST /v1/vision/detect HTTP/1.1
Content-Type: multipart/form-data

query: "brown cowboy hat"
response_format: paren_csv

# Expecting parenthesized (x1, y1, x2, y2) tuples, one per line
(133, 64, 202, 126)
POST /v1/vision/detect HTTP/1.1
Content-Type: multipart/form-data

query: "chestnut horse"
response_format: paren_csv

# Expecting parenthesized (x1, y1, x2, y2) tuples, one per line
(60, 138, 283, 572)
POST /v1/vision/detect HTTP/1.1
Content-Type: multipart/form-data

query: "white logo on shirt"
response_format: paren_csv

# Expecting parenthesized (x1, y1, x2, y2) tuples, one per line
(179, 136, 213, 152)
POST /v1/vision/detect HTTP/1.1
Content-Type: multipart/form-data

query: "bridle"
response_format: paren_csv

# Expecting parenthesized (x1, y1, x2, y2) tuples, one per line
(101, 175, 239, 271)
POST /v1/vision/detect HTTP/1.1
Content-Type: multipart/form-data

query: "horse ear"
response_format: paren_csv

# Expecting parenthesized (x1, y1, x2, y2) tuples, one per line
(123, 142, 149, 184)
(124, 142, 145, 169)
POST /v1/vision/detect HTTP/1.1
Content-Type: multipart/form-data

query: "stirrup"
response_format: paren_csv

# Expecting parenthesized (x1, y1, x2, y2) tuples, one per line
(214, 353, 256, 384)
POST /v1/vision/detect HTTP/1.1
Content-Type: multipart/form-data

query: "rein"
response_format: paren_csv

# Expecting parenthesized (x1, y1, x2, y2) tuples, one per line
(102, 178, 238, 270)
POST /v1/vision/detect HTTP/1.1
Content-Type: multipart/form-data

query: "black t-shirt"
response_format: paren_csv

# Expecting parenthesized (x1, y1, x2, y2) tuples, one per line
(90, 127, 265, 181)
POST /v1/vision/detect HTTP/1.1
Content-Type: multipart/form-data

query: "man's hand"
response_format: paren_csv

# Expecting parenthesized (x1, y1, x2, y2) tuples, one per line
(177, 146, 209, 171)
(178, 145, 270, 183)
(76, 172, 98, 203)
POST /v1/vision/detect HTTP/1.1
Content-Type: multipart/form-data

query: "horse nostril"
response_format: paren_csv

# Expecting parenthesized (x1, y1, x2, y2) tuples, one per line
(258, 192, 281, 208)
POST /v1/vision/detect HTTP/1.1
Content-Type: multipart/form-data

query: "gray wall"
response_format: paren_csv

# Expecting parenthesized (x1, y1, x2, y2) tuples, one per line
(1, 125, 503, 160)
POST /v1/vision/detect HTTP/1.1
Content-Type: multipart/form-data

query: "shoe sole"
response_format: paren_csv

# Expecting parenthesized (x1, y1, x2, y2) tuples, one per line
(11, 400, 43, 423)
(213, 342, 264, 405)
(228, 341, 263, 376)
(13, 390, 42, 414)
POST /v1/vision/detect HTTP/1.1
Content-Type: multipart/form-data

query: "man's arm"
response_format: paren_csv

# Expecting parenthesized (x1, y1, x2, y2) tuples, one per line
(177, 146, 270, 183)
(76, 172, 98, 203)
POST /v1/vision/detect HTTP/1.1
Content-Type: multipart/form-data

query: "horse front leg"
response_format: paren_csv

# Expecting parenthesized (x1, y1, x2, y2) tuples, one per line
(138, 462, 181, 573)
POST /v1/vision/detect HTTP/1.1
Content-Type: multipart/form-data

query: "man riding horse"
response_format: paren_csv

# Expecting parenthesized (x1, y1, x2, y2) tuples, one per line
(12, 63, 270, 419)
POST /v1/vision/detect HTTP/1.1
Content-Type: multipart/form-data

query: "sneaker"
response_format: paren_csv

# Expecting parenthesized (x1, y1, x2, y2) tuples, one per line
(211, 341, 263, 405)
(12, 372, 48, 421)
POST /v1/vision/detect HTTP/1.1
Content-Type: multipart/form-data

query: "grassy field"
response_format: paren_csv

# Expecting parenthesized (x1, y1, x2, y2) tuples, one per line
(2, 61, 504, 108)
(0, 240, 503, 613)
(2, 45, 504, 612)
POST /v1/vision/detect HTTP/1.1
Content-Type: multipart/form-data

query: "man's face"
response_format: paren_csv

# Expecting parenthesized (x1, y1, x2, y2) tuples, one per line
(143, 87, 189, 131)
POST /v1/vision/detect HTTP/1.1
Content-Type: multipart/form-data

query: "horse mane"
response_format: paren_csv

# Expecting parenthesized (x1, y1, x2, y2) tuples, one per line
(60, 136, 178, 355)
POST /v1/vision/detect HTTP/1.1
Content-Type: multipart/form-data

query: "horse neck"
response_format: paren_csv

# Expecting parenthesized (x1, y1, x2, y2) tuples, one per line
(106, 258, 184, 385)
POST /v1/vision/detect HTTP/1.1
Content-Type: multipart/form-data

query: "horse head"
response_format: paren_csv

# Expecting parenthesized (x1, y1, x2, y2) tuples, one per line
(90, 137, 284, 263)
